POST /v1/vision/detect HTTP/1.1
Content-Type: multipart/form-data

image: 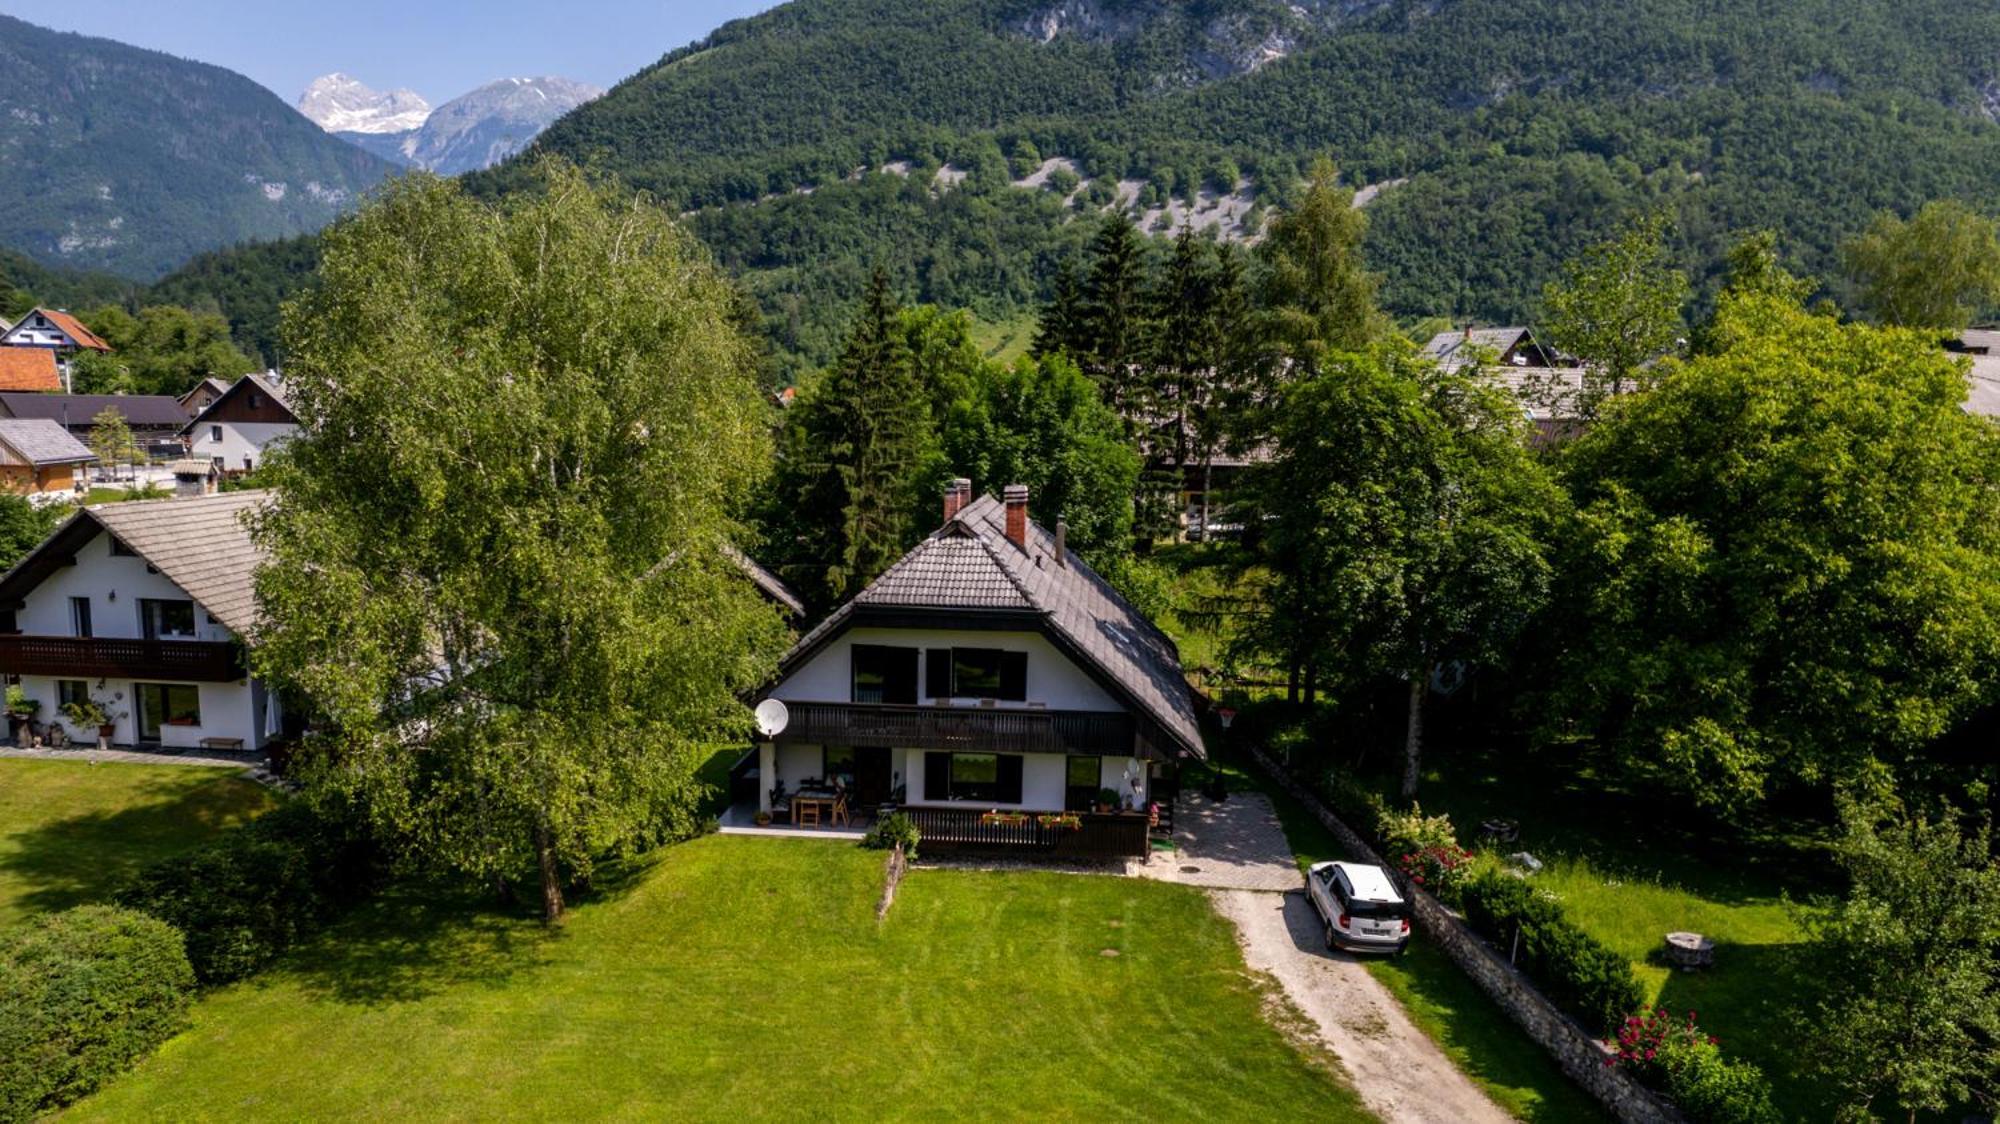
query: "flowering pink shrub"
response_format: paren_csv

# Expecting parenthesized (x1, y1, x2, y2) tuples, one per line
(1395, 843, 1474, 902)
(1605, 1009, 1778, 1124)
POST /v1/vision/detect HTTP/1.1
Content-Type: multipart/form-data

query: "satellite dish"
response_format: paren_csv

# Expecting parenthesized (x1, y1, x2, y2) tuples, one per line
(753, 698, 790, 738)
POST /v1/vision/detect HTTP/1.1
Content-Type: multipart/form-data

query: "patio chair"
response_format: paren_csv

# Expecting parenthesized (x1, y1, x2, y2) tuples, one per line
(831, 795, 850, 827)
(795, 798, 821, 828)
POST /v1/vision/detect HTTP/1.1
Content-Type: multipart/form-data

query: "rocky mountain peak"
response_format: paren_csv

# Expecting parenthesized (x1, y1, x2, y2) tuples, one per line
(296, 73, 432, 135)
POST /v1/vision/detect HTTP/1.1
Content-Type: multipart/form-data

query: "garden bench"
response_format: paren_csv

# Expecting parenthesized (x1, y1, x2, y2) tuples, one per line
(198, 737, 247, 752)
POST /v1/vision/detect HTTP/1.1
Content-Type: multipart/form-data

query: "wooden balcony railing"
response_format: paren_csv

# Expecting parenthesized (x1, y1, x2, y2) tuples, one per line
(0, 634, 245, 682)
(771, 701, 1134, 756)
(900, 806, 1152, 859)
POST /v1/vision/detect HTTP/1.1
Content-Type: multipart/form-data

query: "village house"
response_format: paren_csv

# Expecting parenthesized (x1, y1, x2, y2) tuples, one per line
(179, 372, 296, 475)
(0, 419, 95, 495)
(0, 308, 112, 392)
(733, 480, 1204, 858)
(1422, 325, 1598, 443)
(0, 490, 288, 751)
(176, 377, 232, 418)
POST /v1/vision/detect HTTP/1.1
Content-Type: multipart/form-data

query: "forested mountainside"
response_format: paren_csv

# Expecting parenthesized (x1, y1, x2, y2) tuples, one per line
(0, 15, 398, 279)
(159, 0, 2000, 372)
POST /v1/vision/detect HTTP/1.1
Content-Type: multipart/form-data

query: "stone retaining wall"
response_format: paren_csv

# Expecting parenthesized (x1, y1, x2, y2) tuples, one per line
(1246, 745, 1684, 1124)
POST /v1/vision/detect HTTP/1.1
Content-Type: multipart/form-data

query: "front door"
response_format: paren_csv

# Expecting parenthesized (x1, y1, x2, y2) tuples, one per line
(852, 746, 892, 807)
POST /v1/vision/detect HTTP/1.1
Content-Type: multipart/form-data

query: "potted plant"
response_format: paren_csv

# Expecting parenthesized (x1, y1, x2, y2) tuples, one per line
(61, 696, 120, 746)
(1095, 787, 1120, 814)
(753, 810, 772, 826)
(5, 687, 38, 742)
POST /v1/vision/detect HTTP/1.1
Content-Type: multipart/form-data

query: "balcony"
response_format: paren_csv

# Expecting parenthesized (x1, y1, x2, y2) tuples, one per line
(768, 700, 1135, 756)
(0, 634, 245, 682)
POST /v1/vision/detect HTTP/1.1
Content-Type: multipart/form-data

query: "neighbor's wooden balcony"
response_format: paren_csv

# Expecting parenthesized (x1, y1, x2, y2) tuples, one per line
(769, 700, 1135, 756)
(0, 634, 245, 682)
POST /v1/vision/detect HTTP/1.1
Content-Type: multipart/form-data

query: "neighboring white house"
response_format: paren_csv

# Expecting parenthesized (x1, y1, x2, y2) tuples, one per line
(0, 490, 286, 750)
(744, 480, 1204, 857)
(179, 372, 297, 475)
(0, 308, 112, 392)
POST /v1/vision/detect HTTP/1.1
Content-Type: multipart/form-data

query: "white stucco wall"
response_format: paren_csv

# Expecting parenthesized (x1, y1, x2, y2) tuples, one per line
(191, 421, 295, 472)
(19, 530, 237, 642)
(771, 626, 1118, 711)
(14, 673, 270, 749)
(903, 749, 1147, 811)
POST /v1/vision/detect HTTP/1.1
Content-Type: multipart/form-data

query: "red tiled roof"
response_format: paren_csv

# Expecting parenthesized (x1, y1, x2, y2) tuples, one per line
(35, 309, 110, 352)
(0, 348, 61, 392)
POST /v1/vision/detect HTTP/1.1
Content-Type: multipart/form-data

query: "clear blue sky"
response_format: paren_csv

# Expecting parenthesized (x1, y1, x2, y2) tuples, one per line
(1, 1, 779, 104)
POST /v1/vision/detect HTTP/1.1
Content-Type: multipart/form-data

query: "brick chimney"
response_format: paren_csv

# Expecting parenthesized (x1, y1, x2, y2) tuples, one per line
(943, 477, 971, 522)
(1003, 484, 1029, 549)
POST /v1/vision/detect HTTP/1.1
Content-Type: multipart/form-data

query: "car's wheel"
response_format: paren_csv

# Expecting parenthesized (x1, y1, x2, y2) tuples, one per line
(1324, 921, 1337, 950)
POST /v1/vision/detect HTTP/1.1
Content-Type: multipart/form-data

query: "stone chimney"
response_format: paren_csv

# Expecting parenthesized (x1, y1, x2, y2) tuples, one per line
(1003, 484, 1029, 549)
(944, 477, 971, 522)
(1054, 520, 1069, 567)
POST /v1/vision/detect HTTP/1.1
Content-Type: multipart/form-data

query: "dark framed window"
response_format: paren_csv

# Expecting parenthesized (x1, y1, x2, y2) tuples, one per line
(824, 746, 855, 784)
(926, 648, 1028, 701)
(851, 645, 918, 704)
(922, 751, 1024, 804)
(210, 425, 223, 443)
(1065, 755, 1101, 811)
(68, 596, 91, 638)
(108, 538, 136, 556)
(139, 599, 196, 640)
(57, 680, 88, 708)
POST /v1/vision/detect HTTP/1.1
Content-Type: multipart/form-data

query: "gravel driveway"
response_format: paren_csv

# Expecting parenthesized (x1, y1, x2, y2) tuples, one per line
(1145, 792, 1509, 1124)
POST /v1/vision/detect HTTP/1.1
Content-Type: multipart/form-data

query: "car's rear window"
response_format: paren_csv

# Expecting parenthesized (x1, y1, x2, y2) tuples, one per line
(1346, 897, 1409, 920)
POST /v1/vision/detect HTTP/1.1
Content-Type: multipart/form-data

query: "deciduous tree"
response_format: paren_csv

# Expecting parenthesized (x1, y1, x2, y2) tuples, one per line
(1843, 200, 2000, 332)
(1243, 345, 1559, 794)
(1542, 211, 1687, 415)
(1804, 800, 2000, 1123)
(1257, 158, 1384, 372)
(1543, 286, 2000, 808)
(251, 162, 787, 923)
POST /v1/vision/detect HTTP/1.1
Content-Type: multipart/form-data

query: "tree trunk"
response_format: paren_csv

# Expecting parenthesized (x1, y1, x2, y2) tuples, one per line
(1286, 655, 1301, 705)
(1401, 670, 1428, 799)
(536, 824, 564, 924)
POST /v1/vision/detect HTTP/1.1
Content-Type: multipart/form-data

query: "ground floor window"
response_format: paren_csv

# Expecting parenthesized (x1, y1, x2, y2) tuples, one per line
(1065, 755, 1101, 811)
(56, 679, 89, 709)
(923, 751, 1024, 804)
(135, 682, 200, 739)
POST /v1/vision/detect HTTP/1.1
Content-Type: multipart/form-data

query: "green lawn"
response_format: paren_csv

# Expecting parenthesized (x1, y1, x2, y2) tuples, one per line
(1199, 755, 1609, 1123)
(0, 759, 278, 928)
(73, 835, 1371, 1121)
(1348, 754, 1830, 1120)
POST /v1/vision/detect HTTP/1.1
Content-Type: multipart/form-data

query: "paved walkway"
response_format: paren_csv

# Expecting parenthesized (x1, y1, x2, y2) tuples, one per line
(0, 744, 284, 787)
(1145, 791, 1507, 1124)
(1135, 791, 1306, 891)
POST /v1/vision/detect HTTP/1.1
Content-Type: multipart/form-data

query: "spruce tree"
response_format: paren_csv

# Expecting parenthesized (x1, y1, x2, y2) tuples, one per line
(1031, 263, 1090, 362)
(1077, 214, 1151, 419)
(783, 269, 935, 607)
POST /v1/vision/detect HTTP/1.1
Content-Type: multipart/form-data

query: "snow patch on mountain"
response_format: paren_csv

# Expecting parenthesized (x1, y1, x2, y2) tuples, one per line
(296, 73, 432, 135)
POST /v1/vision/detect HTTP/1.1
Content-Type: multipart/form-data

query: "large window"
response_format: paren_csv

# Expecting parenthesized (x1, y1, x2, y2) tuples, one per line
(922, 752, 1024, 804)
(925, 647, 1028, 701)
(1065, 756, 1101, 811)
(56, 680, 88, 709)
(851, 645, 918, 704)
(136, 683, 200, 740)
(68, 596, 91, 638)
(139, 599, 196, 640)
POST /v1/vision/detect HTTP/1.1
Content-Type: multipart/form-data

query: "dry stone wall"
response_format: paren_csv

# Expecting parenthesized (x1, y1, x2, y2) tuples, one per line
(1245, 745, 1685, 1124)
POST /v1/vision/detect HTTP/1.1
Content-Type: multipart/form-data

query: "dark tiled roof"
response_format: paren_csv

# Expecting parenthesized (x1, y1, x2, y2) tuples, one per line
(0, 393, 190, 428)
(785, 494, 1204, 758)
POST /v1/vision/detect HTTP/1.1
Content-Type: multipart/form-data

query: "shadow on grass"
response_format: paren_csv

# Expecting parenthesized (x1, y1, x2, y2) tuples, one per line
(276, 851, 668, 1007)
(280, 886, 558, 1007)
(1654, 941, 1829, 1121)
(0, 772, 275, 918)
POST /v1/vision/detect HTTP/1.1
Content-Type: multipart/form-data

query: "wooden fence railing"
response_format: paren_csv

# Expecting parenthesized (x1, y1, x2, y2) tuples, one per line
(901, 806, 1151, 859)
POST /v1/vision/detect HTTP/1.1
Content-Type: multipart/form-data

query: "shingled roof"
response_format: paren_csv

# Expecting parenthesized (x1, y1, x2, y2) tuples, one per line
(0, 491, 268, 639)
(0, 349, 61, 392)
(0, 419, 94, 466)
(783, 493, 1205, 759)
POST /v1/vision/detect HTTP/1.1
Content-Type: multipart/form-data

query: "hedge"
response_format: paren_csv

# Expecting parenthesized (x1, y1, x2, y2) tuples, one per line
(118, 800, 382, 985)
(0, 905, 195, 1122)
(1461, 869, 1645, 1035)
